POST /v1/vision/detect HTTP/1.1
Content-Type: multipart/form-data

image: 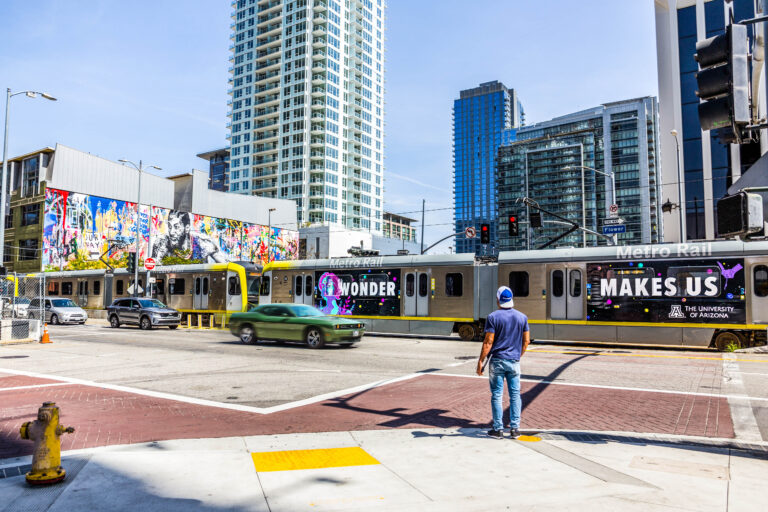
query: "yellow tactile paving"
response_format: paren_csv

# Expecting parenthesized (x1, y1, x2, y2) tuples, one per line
(517, 435, 542, 442)
(251, 447, 380, 472)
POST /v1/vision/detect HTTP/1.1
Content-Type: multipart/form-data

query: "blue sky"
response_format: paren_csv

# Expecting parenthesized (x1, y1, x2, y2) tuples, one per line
(1, 0, 657, 251)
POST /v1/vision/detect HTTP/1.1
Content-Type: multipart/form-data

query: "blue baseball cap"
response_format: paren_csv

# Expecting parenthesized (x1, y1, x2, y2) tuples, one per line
(497, 286, 514, 309)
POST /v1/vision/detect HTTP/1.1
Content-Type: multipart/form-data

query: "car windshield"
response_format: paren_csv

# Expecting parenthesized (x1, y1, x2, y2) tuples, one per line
(138, 299, 167, 308)
(15, 298, 31, 305)
(291, 305, 325, 317)
(51, 299, 77, 308)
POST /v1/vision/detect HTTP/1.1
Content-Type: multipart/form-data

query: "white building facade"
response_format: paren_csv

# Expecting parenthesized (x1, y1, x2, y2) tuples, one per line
(654, 0, 767, 242)
(227, 0, 386, 234)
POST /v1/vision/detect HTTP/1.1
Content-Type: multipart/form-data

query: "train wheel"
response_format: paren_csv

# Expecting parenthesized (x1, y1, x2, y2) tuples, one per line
(305, 328, 325, 349)
(458, 323, 478, 342)
(714, 331, 744, 351)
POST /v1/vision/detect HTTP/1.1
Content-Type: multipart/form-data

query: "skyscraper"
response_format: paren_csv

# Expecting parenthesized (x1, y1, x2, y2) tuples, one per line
(228, 0, 386, 232)
(497, 97, 661, 250)
(654, 0, 764, 241)
(453, 81, 523, 254)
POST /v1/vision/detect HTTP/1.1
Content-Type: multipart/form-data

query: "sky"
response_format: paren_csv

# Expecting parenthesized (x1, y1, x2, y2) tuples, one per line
(0, 0, 658, 252)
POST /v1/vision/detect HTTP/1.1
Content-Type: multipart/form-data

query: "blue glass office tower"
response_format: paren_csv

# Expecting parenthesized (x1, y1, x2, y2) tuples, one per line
(453, 81, 522, 254)
(655, 0, 761, 241)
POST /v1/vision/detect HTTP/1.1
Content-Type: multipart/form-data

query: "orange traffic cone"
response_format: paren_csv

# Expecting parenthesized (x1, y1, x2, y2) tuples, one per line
(40, 324, 51, 344)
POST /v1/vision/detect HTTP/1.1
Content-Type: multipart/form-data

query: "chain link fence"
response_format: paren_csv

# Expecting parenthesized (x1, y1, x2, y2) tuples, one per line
(0, 274, 45, 343)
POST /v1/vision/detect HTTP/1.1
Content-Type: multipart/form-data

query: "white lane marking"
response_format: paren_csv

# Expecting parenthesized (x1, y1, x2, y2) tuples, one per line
(434, 372, 768, 402)
(49, 333, 107, 338)
(0, 383, 70, 392)
(0, 367, 423, 415)
(723, 354, 764, 442)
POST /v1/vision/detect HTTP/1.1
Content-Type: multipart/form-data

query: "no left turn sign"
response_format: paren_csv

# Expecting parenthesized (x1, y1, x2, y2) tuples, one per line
(465, 226, 476, 239)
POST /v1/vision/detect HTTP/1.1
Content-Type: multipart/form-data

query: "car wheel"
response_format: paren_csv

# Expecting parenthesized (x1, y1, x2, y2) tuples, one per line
(140, 316, 152, 330)
(50, 314, 59, 325)
(305, 327, 325, 349)
(169, 325, 178, 330)
(109, 315, 120, 328)
(239, 324, 256, 344)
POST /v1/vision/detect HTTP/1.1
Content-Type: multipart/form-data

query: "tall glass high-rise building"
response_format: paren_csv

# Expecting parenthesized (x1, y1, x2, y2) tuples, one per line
(453, 81, 523, 254)
(227, 0, 386, 232)
(497, 97, 661, 250)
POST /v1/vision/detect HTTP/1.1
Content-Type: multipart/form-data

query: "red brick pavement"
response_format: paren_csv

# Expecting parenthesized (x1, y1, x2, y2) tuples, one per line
(0, 372, 734, 459)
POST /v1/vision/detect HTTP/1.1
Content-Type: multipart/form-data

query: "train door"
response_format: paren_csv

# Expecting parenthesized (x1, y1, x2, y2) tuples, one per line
(752, 263, 768, 323)
(549, 267, 582, 320)
(193, 275, 210, 310)
(76, 280, 88, 307)
(404, 271, 429, 316)
(293, 274, 314, 305)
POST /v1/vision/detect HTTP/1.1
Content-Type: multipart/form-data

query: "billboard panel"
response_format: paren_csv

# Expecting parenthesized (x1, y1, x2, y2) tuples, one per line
(314, 269, 401, 316)
(587, 258, 746, 324)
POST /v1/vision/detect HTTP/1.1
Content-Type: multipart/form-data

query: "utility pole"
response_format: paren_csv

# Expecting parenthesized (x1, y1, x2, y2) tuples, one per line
(420, 199, 425, 255)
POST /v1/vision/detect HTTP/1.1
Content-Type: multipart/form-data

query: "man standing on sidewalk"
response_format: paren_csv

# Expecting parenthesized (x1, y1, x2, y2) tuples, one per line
(476, 286, 530, 439)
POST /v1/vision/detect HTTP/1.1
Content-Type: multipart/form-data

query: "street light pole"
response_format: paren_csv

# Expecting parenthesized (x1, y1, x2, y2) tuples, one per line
(670, 129, 687, 242)
(563, 164, 617, 245)
(119, 159, 161, 297)
(267, 207, 276, 263)
(1, 89, 57, 267)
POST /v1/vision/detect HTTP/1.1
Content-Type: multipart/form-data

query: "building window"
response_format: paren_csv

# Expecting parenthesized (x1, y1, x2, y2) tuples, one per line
(508, 271, 529, 297)
(445, 273, 463, 297)
(21, 204, 40, 226)
(22, 157, 39, 197)
(19, 238, 38, 261)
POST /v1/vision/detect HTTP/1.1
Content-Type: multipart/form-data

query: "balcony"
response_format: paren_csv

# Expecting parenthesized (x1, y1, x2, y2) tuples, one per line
(312, 73, 326, 84)
(312, 49, 326, 60)
(255, 58, 281, 71)
(312, 24, 327, 36)
(257, 22, 282, 36)
(313, 0, 327, 11)
(254, 93, 279, 106)
(310, 137, 324, 146)
(309, 150, 325, 159)
(254, 119, 278, 129)
(257, 10, 281, 26)
(253, 179, 278, 190)
(312, 36, 327, 48)
(254, 142, 278, 152)
(254, 82, 280, 95)
(310, 123, 324, 133)
(310, 99, 325, 109)
(254, 107, 279, 118)
(254, 130, 279, 141)
(311, 86, 325, 96)
(258, 35, 282, 46)
(256, 46, 281, 60)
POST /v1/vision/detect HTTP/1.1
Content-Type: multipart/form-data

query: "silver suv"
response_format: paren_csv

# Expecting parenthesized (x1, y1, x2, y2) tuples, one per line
(27, 298, 88, 325)
(107, 298, 181, 330)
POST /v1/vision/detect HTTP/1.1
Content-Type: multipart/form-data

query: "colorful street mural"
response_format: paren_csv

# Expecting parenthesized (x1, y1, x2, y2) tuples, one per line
(42, 188, 298, 270)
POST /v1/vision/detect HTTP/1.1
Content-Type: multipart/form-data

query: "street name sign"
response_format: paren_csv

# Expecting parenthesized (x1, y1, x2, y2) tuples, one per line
(603, 225, 627, 235)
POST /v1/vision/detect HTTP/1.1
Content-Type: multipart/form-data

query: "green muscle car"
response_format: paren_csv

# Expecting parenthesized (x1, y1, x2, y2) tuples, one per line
(229, 303, 365, 349)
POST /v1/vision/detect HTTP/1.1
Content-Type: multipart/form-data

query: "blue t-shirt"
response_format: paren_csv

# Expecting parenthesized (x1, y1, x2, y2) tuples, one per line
(484, 308, 529, 361)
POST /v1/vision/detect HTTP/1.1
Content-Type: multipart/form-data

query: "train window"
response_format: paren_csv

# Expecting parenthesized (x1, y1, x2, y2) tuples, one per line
(62, 282, 73, 295)
(47, 282, 59, 296)
(83, 281, 89, 295)
(170, 278, 185, 295)
(260, 278, 270, 296)
(93, 281, 100, 296)
(445, 273, 463, 297)
(155, 279, 164, 295)
(305, 275, 313, 296)
(755, 265, 768, 297)
(116, 280, 124, 295)
(569, 270, 582, 297)
(406, 274, 415, 297)
(202, 277, 209, 295)
(552, 270, 564, 298)
(418, 273, 428, 297)
(508, 272, 529, 297)
(195, 278, 201, 295)
(295, 275, 303, 296)
(229, 276, 240, 296)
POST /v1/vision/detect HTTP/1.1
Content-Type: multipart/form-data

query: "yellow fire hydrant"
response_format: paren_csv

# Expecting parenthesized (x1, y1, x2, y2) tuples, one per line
(19, 401, 75, 485)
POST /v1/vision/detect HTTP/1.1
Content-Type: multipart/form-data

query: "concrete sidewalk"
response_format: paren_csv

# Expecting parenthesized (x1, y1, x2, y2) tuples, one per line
(1, 429, 766, 512)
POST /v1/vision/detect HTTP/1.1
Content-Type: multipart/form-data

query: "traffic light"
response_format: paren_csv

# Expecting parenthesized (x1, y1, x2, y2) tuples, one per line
(695, 23, 750, 140)
(126, 252, 136, 274)
(480, 224, 490, 244)
(530, 211, 542, 228)
(716, 191, 764, 238)
(508, 215, 519, 236)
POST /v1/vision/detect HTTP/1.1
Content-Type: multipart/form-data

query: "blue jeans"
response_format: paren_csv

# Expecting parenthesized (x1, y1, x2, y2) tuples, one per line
(488, 358, 521, 431)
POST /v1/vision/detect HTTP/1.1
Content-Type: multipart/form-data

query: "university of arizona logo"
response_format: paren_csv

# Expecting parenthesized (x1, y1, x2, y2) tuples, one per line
(669, 305, 685, 319)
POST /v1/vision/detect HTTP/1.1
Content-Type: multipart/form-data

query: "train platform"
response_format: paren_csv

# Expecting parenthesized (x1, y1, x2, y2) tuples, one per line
(1, 428, 766, 512)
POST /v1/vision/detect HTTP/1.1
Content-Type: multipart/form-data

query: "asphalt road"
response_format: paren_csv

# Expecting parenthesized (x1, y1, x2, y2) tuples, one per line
(2, 324, 767, 441)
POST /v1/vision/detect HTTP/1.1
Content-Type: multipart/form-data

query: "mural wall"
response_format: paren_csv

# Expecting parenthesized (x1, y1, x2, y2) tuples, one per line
(42, 188, 298, 270)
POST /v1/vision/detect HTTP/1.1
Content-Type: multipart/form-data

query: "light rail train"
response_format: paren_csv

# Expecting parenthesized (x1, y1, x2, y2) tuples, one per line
(259, 241, 768, 350)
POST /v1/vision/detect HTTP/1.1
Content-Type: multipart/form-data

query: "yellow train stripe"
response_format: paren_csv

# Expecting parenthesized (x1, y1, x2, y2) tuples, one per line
(527, 348, 768, 364)
(251, 447, 379, 472)
(528, 319, 767, 330)
(210, 262, 248, 312)
(331, 314, 473, 322)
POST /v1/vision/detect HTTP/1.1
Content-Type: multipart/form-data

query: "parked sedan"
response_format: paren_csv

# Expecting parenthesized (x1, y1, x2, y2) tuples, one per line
(107, 298, 181, 330)
(229, 304, 364, 348)
(27, 298, 88, 325)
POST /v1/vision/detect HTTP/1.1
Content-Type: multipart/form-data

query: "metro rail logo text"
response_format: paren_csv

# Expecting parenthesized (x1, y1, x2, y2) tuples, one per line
(615, 243, 713, 260)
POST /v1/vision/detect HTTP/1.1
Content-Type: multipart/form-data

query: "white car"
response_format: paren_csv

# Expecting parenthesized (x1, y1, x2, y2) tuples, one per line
(27, 298, 88, 325)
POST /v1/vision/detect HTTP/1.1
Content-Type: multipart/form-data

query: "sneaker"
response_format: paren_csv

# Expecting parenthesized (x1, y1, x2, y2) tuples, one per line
(487, 429, 504, 439)
(510, 428, 521, 439)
